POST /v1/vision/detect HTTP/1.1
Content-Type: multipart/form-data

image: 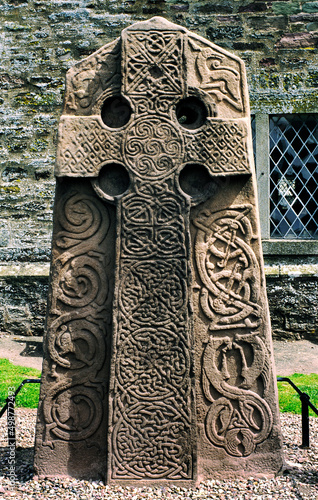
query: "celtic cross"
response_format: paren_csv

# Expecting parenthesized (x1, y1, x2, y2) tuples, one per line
(34, 17, 283, 484)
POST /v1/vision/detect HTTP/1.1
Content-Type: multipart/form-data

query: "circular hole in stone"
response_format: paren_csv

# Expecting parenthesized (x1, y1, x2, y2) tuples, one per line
(101, 95, 132, 128)
(179, 164, 216, 201)
(149, 65, 163, 79)
(97, 163, 130, 197)
(176, 97, 207, 130)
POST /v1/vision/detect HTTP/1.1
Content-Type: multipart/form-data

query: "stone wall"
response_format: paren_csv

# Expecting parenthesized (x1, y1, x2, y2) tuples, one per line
(1, 269, 317, 341)
(265, 260, 318, 341)
(268, 276, 318, 341)
(1, 0, 318, 337)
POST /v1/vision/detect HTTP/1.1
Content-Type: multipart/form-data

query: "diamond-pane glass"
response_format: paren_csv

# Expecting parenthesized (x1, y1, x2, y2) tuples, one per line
(269, 114, 318, 239)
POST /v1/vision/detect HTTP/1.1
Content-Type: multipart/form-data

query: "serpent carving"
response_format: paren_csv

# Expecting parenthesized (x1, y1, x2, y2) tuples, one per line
(195, 205, 273, 456)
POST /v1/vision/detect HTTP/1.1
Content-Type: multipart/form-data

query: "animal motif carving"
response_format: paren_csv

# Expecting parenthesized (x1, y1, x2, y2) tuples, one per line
(190, 40, 243, 111)
(194, 206, 261, 330)
(194, 205, 274, 456)
(202, 334, 272, 457)
(40, 191, 111, 448)
(64, 42, 121, 114)
(35, 17, 283, 482)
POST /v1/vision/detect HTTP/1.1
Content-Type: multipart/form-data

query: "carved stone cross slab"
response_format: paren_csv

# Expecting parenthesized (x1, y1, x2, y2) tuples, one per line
(34, 17, 283, 484)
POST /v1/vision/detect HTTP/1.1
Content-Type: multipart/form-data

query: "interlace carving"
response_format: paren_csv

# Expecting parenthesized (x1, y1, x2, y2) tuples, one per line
(194, 206, 261, 330)
(111, 187, 192, 479)
(123, 30, 185, 98)
(202, 333, 272, 457)
(57, 117, 123, 176)
(195, 205, 273, 456)
(36, 16, 283, 481)
(57, 117, 250, 177)
(121, 192, 186, 258)
(106, 24, 194, 480)
(185, 121, 249, 175)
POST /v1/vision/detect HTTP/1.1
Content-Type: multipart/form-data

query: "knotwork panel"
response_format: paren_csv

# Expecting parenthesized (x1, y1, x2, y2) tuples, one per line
(118, 260, 188, 325)
(184, 121, 250, 175)
(110, 186, 193, 480)
(56, 117, 123, 177)
(121, 191, 186, 258)
(122, 30, 185, 98)
(192, 195, 282, 475)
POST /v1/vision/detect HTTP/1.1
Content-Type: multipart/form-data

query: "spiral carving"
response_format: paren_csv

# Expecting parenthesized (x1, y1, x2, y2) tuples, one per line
(123, 117, 183, 179)
(41, 189, 112, 446)
(58, 255, 108, 308)
(48, 313, 106, 371)
(43, 383, 103, 443)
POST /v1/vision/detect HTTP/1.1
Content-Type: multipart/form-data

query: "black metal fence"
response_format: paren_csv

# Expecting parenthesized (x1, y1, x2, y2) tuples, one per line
(0, 378, 317, 449)
(0, 378, 41, 448)
(277, 376, 318, 448)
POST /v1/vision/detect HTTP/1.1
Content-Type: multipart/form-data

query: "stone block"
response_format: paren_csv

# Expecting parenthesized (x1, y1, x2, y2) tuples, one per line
(275, 32, 318, 48)
(246, 15, 288, 30)
(259, 57, 276, 67)
(303, 1, 318, 13)
(233, 41, 266, 50)
(238, 2, 268, 13)
(307, 21, 318, 29)
(206, 25, 244, 41)
(0, 275, 48, 336)
(34, 17, 283, 483)
(290, 12, 318, 21)
(272, 1, 301, 15)
(194, 1, 234, 14)
(267, 276, 318, 342)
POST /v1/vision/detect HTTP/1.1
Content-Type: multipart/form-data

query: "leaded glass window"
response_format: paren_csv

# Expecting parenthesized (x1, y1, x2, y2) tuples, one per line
(269, 114, 318, 239)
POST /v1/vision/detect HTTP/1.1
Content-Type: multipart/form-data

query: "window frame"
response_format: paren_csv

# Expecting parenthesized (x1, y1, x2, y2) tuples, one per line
(254, 112, 318, 255)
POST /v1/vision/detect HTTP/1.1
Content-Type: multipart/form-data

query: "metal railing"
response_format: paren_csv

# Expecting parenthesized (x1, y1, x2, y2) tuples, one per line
(0, 377, 316, 450)
(277, 376, 318, 448)
(0, 378, 41, 448)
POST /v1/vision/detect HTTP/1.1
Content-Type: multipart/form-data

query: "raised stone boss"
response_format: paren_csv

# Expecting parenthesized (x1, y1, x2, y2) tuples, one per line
(34, 17, 284, 483)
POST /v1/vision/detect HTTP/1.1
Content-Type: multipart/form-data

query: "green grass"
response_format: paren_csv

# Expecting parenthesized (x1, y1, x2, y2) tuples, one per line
(0, 358, 317, 416)
(277, 373, 318, 417)
(0, 358, 41, 409)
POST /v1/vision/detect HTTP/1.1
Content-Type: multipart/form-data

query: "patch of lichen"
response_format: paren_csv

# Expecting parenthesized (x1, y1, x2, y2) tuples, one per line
(0, 185, 21, 194)
(30, 139, 49, 152)
(14, 93, 61, 111)
(7, 143, 28, 153)
(255, 71, 281, 90)
(283, 73, 307, 91)
(250, 91, 318, 113)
